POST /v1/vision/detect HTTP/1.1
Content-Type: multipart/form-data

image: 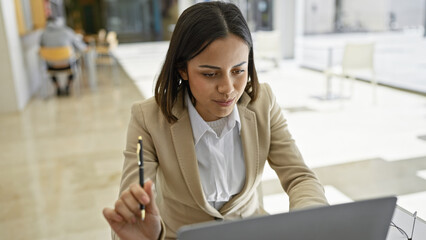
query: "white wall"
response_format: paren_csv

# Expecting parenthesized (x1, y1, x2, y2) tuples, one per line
(304, 0, 335, 34)
(0, 3, 18, 112)
(21, 30, 44, 96)
(178, 0, 194, 14)
(274, 0, 296, 58)
(0, 0, 31, 113)
(302, 0, 425, 34)
(389, 0, 425, 28)
(341, 0, 388, 31)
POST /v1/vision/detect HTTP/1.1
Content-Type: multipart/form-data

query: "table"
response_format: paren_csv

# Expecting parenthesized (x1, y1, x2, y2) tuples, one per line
(302, 46, 347, 100)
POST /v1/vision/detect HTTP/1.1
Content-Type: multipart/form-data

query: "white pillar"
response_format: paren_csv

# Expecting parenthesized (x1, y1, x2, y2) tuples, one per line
(296, 0, 305, 36)
(274, 0, 296, 59)
(178, 0, 194, 15)
(0, 0, 30, 113)
(424, 0, 426, 37)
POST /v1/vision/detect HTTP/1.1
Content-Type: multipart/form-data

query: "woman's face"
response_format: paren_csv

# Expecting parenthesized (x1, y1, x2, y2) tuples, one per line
(180, 34, 249, 122)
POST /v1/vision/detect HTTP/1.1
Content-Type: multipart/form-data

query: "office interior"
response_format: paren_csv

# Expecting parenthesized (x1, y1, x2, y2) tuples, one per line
(0, 0, 425, 239)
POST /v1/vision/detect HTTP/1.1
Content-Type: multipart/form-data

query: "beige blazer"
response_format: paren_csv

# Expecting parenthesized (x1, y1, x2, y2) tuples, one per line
(115, 83, 328, 239)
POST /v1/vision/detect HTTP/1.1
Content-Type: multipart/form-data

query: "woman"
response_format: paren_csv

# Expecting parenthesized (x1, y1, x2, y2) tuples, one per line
(103, 2, 328, 240)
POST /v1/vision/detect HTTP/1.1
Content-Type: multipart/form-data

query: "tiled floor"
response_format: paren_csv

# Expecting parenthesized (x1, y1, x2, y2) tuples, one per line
(0, 65, 139, 239)
(0, 38, 425, 239)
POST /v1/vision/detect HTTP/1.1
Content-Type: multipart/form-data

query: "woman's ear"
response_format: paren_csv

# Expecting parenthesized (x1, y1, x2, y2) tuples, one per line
(178, 69, 188, 81)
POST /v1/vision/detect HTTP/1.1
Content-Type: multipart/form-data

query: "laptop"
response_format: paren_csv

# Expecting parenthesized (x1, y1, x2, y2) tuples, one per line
(177, 196, 397, 240)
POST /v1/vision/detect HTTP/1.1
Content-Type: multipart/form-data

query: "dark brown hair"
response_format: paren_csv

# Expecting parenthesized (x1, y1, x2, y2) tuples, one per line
(154, 1, 259, 123)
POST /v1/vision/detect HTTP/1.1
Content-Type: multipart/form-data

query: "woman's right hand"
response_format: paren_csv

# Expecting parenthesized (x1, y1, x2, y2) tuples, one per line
(103, 180, 162, 240)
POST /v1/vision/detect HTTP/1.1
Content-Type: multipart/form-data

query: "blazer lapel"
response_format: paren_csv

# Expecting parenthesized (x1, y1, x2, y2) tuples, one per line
(221, 92, 259, 214)
(170, 95, 222, 217)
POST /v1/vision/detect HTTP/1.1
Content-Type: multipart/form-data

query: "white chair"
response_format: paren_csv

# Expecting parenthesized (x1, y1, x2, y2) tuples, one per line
(96, 31, 119, 85)
(97, 28, 107, 45)
(96, 31, 118, 63)
(325, 42, 377, 103)
(39, 46, 82, 97)
(254, 30, 281, 68)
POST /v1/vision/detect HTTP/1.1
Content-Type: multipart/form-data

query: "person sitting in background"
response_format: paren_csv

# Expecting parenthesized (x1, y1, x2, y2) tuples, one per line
(40, 16, 87, 96)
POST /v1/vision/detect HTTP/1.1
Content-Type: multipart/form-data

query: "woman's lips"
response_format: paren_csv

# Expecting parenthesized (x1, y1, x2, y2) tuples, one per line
(215, 98, 235, 107)
(214, 98, 235, 107)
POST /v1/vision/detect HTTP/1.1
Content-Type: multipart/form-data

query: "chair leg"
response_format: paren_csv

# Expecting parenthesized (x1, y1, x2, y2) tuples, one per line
(41, 72, 54, 99)
(77, 65, 82, 96)
(325, 73, 333, 99)
(85, 49, 98, 91)
(371, 73, 378, 104)
(274, 57, 280, 68)
(111, 56, 120, 86)
(71, 63, 82, 96)
(349, 76, 355, 98)
(338, 76, 345, 98)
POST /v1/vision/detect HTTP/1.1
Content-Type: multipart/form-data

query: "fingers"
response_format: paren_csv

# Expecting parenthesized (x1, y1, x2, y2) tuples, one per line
(112, 182, 151, 223)
(129, 183, 150, 207)
(144, 180, 160, 216)
(115, 197, 138, 223)
(114, 184, 143, 222)
(105, 180, 159, 226)
(103, 207, 124, 223)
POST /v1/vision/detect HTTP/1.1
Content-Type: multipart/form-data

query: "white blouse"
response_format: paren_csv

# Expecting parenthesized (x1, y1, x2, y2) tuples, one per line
(186, 93, 246, 210)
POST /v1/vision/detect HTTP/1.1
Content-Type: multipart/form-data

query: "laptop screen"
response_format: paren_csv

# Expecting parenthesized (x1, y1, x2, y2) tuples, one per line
(177, 196, 397, 240)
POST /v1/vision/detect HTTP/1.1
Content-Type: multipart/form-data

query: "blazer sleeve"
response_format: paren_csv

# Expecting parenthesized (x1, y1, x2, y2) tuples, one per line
(264, 84, 329, 210)
(120, 101, 159, 195)
(112, 101, 167, 240)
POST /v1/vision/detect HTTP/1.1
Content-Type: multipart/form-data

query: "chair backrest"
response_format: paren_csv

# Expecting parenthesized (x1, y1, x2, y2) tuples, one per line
(39, 46, 74, 62)
(255, 30, 281, 55)
(342, 43, 375, 72)
(106, 31, 118, 49)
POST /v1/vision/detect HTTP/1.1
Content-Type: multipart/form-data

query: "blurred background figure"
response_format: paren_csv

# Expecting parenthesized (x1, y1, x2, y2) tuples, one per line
(40, 16, 87, 96)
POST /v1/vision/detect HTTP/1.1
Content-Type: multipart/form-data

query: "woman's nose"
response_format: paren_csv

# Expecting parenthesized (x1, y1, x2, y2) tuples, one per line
(217, 74, 233, 95)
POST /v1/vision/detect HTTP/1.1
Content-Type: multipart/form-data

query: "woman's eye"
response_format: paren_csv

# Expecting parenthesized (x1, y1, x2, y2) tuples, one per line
(203, 73, 216, 77)
(232, 69, 245, 74)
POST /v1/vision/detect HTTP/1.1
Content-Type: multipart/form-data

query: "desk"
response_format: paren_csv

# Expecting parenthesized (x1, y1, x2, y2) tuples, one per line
(387, 205, 426, 240)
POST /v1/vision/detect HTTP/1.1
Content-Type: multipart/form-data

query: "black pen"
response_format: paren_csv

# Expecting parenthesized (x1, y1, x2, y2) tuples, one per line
(137, 136, 145, 220)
